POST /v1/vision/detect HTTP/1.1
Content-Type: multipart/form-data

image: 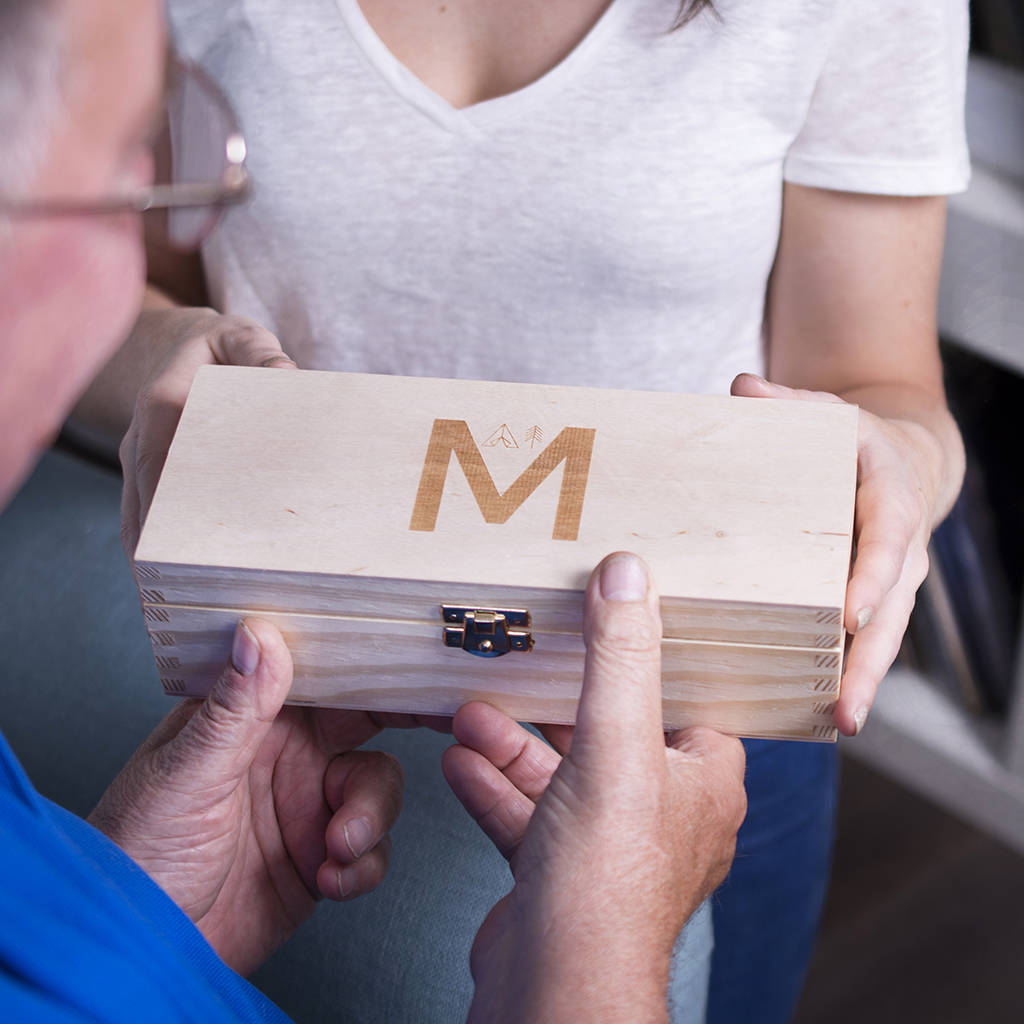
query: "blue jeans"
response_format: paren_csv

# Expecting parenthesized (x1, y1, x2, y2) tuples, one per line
(707, 738, 840, 1024)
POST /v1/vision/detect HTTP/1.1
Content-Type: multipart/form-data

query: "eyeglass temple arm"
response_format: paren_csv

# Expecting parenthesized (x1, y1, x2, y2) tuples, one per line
(0, 171, 249, 217)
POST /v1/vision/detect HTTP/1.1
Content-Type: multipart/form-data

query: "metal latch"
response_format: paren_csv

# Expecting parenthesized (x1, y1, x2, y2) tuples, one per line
(441, 606, 533, 658)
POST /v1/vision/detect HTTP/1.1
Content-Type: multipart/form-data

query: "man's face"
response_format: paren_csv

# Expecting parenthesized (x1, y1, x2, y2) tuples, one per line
(0, 0, 165, 506)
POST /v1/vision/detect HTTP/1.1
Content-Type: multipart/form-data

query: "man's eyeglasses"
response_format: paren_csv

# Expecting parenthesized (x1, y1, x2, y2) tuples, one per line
(0, 58, 248, 252)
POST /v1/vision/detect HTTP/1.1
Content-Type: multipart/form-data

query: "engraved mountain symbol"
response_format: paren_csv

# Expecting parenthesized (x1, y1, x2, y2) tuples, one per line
(482, 423, 519, 448)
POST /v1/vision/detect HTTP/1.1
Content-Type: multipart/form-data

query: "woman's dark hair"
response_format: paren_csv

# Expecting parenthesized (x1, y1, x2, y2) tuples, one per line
(674, 0, 716, 29)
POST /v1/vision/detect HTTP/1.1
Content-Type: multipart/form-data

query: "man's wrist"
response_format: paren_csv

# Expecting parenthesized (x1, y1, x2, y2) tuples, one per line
(471, 895, 674, 1024)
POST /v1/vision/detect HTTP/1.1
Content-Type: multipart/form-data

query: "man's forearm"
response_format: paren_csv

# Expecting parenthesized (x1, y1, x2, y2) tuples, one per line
(517, 957, 669, 1024)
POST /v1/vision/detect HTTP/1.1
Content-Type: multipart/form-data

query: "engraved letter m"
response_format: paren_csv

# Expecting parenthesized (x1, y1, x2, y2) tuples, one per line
(409, 419, 596, 541)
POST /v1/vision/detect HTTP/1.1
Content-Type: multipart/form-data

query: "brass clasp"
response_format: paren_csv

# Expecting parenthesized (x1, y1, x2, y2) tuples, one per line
(441, 606, 533, 658)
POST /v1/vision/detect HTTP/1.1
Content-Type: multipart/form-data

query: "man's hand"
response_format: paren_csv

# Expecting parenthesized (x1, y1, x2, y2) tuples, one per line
(443, 553, 747, 1024)
(119, 308, 296, 556)
(89, 618, 402, 976)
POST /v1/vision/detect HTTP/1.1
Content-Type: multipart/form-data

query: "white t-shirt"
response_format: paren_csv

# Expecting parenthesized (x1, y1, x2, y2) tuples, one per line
(170, 0, 970, 395)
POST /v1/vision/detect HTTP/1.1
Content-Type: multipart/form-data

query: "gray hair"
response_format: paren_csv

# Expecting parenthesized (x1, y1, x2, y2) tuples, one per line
(0, 0, 67, 197)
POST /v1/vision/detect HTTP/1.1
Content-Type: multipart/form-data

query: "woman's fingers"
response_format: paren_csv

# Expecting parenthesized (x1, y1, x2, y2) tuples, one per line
(119, 348, 198, 552)
(843, 412, 930, 633)
(834, 544, 926, 735)
(731, 373, 936, 736)
(119, 421, 143, 557)
(844, 474, 926, 632)
(208, 319, 296, 371)
(120, 314, 295, 555)
(132, 382, 191, 531)
(729, 372, 846, 405)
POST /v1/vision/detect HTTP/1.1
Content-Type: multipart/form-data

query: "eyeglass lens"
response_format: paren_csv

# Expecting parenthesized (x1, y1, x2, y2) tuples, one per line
(145, 61, 240, 251)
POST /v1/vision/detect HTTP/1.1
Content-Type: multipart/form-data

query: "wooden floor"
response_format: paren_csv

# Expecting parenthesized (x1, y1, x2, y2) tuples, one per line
(792, 755, 1024, 1024)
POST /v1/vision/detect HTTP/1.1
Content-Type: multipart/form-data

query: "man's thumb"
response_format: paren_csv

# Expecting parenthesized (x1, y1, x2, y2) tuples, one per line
(171, 618, 294, 780)
(573, 553, 665, 768)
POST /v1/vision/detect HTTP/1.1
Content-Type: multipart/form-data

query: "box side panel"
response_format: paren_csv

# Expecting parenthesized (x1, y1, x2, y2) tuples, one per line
(142, 603, 838, 742)
(134, 562, 844, 650)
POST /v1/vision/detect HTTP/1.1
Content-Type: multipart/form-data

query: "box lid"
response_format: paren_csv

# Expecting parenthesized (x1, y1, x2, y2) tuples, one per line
(135, 365, 858, 649)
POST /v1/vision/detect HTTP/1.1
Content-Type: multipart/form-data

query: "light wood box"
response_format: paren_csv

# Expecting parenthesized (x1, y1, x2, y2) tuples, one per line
(134, 365, 858, 742)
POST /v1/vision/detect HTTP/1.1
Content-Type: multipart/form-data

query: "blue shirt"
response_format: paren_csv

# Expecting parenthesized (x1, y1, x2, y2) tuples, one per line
(0, 731, 291, 1022)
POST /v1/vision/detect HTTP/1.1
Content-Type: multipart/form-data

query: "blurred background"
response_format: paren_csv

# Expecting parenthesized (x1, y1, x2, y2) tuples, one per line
(794, 4, 1024, 1020)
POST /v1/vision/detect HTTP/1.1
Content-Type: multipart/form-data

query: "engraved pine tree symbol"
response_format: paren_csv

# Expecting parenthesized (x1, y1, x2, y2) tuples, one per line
(483, 423, 519, 448)
(525, 425, 544, 448)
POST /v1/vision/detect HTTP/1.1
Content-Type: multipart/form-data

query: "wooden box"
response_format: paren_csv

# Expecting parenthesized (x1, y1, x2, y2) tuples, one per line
(134, 365, 858, 742)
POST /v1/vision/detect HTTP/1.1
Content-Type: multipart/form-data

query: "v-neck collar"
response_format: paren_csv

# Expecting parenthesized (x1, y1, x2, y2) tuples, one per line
(335, 0, 634, 133)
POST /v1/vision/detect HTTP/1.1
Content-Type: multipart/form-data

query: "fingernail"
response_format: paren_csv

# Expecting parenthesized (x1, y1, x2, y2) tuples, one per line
(231, 620, 261, 676)
(746, 373, 769, 385)
(343, 817, 373, 859)
(600, 554, 648, 602)
(336, 866, 357, 898)
(853, 706, 869, 735)
(856, 607, 874, 632)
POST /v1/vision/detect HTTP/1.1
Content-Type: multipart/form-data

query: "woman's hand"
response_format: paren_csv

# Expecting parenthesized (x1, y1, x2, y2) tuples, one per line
(731, 372, 941, 736)
(759, 185, 966, 735)
(443, 553, 747, 1023)
(89, 618, 402, 977)
(118, 307, 296, 555)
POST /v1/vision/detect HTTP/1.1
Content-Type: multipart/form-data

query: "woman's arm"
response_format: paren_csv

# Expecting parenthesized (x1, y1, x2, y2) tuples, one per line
(767, 183, 962, 518)
(70, 240, 209, 447)
(753, 181, 966, 736)
(70, 280, 187, 448)
(69, 242, 294, 553)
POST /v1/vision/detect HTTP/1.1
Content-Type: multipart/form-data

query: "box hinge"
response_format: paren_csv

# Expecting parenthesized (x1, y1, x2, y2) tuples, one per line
(441, 606, 533, 658)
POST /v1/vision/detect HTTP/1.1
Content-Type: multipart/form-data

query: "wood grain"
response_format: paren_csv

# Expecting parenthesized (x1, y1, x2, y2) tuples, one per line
(144, 602, 839, 742)
(136, 366, 857, 641)
(134, 366, 857, 741)
(133, 563, 846, 650)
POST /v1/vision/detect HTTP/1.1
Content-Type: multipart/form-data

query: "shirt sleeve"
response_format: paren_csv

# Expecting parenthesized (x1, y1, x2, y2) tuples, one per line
(783, 0, 970, 196)
(0, 731, 292, 1024)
